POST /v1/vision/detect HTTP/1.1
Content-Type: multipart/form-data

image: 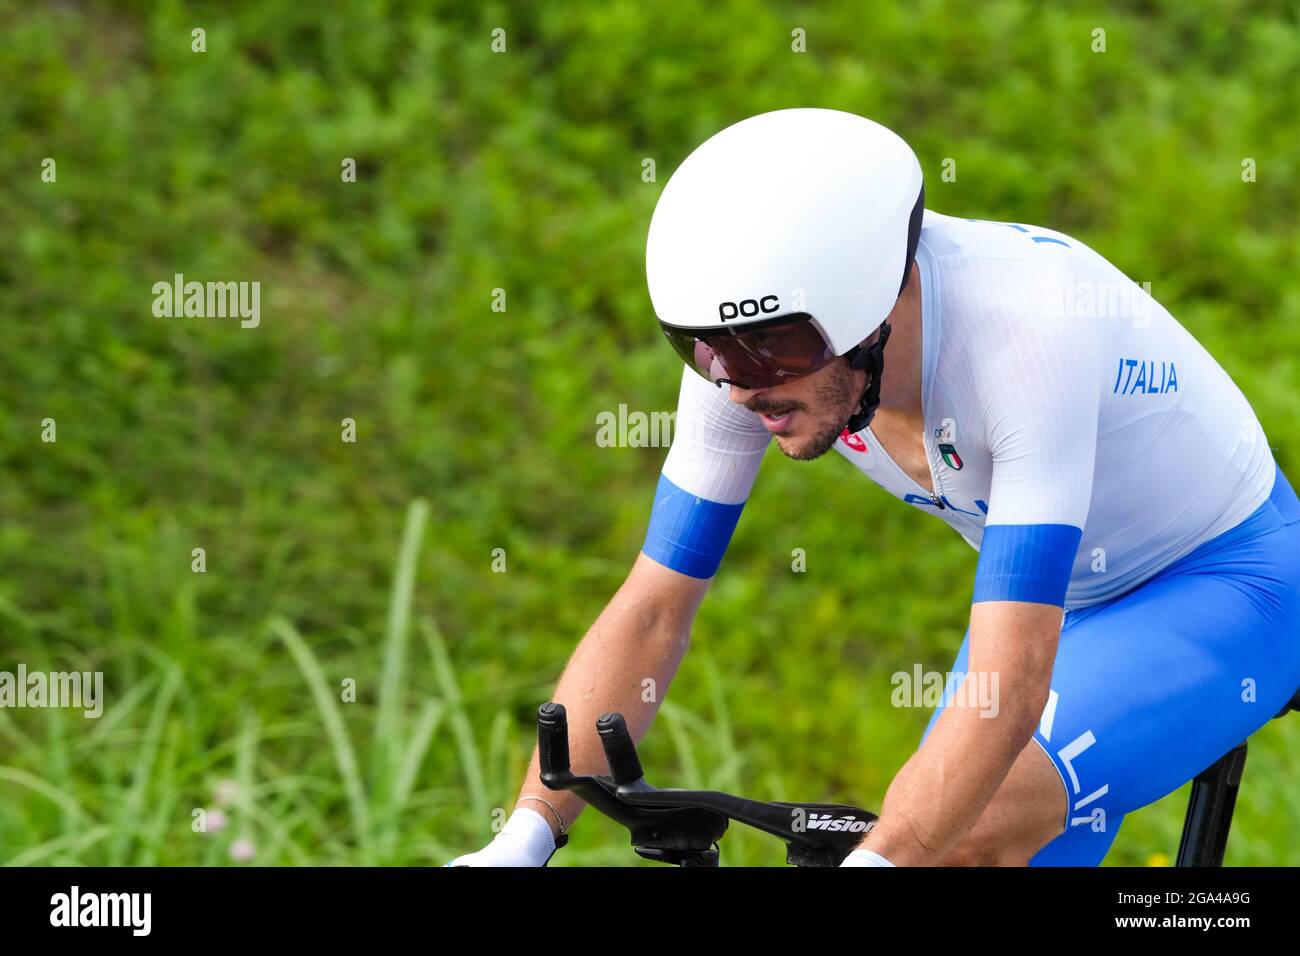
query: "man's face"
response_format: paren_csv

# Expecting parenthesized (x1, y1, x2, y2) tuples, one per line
(728, 357, 867, 460)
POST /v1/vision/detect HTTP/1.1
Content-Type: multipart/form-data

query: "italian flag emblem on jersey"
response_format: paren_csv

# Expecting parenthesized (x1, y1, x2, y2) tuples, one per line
(939, 443, 963, 470)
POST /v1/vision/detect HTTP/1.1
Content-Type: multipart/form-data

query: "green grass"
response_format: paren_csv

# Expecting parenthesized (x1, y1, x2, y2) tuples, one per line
(1, 0, 1298, 866)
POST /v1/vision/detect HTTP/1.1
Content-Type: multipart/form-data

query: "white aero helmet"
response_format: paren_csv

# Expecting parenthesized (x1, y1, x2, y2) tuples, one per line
(646, 108, 925, 428)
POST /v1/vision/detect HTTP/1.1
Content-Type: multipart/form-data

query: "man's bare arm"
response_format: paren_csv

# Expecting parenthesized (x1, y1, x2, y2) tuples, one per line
(514, 552, 711, 838)
(856, 600, 1061, 864)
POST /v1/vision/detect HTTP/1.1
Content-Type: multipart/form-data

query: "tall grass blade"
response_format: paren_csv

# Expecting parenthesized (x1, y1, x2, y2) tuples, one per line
(373, 498, 429, 805)
(421, 616, 489, 828)
(269, 617, 372, 858)
(108, 663, 181, 865)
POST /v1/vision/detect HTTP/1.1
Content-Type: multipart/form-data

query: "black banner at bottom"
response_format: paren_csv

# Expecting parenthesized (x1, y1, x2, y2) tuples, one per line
(0, 865, 1286, 941)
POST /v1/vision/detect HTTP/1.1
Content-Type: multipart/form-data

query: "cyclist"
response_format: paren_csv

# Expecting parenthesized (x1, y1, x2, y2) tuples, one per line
(449, 108, 1300, 867)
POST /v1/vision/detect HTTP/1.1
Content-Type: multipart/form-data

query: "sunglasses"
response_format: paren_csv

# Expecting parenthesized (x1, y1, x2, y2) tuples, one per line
(660, 313, 837, 390)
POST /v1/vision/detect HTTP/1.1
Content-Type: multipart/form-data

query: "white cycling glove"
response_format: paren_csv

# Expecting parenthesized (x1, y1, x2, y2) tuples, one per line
(840, 848, 896, 867)
(444, 808, 562, 867)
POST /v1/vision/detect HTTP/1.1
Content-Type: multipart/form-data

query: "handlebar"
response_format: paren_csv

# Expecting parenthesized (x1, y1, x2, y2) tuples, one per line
(537, 702, 878, 866)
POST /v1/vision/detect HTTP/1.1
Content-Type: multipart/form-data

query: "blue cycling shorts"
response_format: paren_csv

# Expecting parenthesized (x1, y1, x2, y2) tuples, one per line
(921, 465, 1300, 865)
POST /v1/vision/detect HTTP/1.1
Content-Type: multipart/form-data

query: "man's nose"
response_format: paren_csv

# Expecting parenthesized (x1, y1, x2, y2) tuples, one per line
(728, 383, 759, 405)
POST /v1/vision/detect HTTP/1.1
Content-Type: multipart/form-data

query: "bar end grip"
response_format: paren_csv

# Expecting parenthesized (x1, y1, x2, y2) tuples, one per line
(596, 711, 644, 785)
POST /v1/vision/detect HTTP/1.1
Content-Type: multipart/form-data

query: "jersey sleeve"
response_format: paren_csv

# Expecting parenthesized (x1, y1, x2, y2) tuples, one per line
(968, 267, 1102, 606)
(641, 367, 771, 578)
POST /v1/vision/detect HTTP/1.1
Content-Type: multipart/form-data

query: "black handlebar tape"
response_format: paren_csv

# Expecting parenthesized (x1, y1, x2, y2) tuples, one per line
(596, 712, 644, 785)
(537, 702, 570, 775)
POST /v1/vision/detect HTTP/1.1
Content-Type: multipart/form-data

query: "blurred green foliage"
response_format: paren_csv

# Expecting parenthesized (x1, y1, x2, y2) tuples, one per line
(0, 0, 1296, 865)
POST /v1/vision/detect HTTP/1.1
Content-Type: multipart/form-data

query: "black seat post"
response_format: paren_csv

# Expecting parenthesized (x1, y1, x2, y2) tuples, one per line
(1176, 743, 1248, 867)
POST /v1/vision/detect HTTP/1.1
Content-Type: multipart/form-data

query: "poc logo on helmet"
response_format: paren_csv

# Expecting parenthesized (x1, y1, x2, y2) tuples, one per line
(718, 295, 780, 321)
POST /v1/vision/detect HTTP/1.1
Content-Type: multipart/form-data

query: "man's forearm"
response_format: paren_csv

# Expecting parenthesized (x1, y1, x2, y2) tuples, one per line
(859, 601, 1060, 865)
(514, 560, 706, 837)
(860, 690, 1040, 864)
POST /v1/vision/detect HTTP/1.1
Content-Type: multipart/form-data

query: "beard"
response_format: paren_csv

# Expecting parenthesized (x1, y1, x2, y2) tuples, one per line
(775, 360, 866, 461)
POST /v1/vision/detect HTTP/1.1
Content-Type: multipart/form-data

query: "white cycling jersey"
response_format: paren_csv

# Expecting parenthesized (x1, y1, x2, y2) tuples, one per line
(645, 211, 1277, 609)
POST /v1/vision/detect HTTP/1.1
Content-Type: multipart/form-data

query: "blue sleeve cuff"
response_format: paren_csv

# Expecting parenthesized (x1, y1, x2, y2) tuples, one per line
(641, 474, 745, 579)
(973, 524, 1082, 606)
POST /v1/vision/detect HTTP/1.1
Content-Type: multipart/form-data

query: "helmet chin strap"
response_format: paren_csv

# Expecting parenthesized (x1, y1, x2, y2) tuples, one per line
(843, 320, 891, 433)
(839, 182, 923, 433)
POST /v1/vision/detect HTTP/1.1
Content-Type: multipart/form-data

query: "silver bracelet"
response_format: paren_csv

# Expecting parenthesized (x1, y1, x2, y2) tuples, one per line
(516, 795, 567, 835)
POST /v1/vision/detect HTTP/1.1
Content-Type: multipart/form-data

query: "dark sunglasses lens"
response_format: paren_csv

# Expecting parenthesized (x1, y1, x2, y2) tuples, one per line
(731, 320, 835, 377)
(661, 326, 722, 380)
(661, 317, 834, 388)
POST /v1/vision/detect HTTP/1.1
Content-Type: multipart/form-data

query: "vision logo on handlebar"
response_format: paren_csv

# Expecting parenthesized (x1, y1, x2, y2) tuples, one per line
(536, 702, 878, 867)
(804, 812, 873, 833)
